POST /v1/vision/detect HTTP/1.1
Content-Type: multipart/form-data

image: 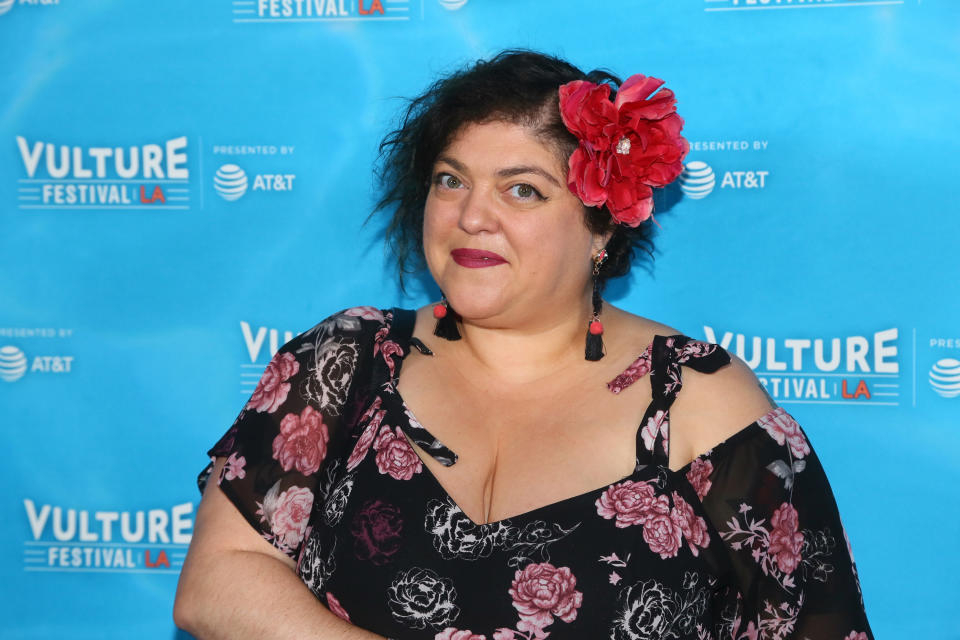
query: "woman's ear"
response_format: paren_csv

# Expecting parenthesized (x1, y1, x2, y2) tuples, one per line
(591, 226, 615, 255)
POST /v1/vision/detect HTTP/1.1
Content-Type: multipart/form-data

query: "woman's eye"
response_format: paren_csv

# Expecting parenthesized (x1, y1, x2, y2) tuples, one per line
(509, 183, 544, 201)
(435, 173, 462, 189)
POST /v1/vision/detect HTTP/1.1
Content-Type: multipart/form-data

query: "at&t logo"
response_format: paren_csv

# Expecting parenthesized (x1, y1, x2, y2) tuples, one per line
(214, 163, 295, 201)
(929, 358, 960, 398)
(214, 164, 248, 201)
(0, 345, 27, 381)
(927, 337, 960, 399)
(679, 161, 716, 199)
(679, 159, 769, 200)
(0, 345, 73, 381)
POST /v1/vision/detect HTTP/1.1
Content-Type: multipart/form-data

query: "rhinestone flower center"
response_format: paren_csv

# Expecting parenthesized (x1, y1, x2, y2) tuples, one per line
(616, 136, 632, 155)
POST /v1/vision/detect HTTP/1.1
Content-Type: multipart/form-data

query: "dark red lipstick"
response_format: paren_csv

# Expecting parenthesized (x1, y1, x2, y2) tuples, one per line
(450, 248, 507, 268)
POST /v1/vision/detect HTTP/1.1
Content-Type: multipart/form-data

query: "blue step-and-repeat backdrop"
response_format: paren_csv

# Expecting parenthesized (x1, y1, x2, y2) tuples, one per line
(2, 0, 958, 638)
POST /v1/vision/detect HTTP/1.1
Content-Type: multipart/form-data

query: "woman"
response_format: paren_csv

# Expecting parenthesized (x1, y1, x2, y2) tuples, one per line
(174, 50, 874, 639)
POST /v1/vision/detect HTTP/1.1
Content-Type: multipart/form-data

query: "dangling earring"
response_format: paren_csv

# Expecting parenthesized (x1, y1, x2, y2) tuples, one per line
(585, 249, 607, 361)
(433, 293, 461, 341)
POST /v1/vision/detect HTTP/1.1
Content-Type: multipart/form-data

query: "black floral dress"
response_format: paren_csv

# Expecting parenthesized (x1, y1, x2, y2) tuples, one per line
(198, 307, 874, 640)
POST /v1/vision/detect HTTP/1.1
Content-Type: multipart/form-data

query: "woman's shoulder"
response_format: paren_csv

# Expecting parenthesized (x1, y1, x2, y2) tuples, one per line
(608, 306, 777, 457)
(604, 305, 684, 355)
(668, 338, 779, 465)
(298, 305, 397, 340)
(266, 305, 401, 366)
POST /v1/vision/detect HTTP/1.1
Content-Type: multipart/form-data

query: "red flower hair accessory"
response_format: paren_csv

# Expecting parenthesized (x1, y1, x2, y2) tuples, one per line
(558, 74, 690, 227)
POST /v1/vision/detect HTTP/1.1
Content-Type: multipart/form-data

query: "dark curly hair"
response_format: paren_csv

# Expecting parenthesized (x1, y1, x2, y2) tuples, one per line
(373, 49, 660, 293)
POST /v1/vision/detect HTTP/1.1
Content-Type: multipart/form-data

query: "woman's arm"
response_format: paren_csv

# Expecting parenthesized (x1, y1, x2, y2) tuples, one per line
(173, 456, 387, 640)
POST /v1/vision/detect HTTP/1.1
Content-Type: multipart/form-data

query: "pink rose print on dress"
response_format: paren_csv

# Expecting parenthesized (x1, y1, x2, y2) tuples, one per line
(685, 457, 713, 500)
(596, 479, 665, 528)
(844, 632, 869, 640)
(347, 411, 385, 471)
(642, 510, 682, 559)
(272, 405, 330, 476)
(508, 561, 583, 634)
(758, 407, 810, 459)
(373, 322, 404, 378)
(606, 347, 652, 394)
(222, 452, 246, 481)
(768, 502, 804, 574)
(247, 351, 299, 413)
(640, 409, 668, 452)
(373, 425, 423, 480)
(347, 397, 386, 471)
(720, 502, 809, 591)
(326, 592, 350, 622)
(435, 629, 486, 640)
(344, 306, 384, 322)
(670, 491, 710, 557)
(350, 499, 404, 565)
(676, 339, 718, 363)
(379, 340, 404, 378)
(256, 481, 314, 554)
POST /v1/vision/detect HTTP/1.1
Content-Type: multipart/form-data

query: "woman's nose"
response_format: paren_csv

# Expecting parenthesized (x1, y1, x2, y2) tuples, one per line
(457, 186, 500, 235)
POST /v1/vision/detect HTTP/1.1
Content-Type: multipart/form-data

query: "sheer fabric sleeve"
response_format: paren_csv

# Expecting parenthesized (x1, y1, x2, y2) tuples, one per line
(695, 407, 874, 639)
(195, 307, 380, 561)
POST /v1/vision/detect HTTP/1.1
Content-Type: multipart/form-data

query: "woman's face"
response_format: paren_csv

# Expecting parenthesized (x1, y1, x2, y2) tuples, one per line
(423, 119, 605, 328)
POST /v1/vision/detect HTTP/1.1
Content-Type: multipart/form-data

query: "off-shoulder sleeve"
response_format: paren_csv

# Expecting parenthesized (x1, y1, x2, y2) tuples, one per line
(694, 407, 874, 639)
(196, 306, 381, 560)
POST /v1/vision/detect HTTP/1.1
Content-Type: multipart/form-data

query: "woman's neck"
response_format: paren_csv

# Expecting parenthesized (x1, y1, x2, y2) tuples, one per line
(442, 295, 603, 386)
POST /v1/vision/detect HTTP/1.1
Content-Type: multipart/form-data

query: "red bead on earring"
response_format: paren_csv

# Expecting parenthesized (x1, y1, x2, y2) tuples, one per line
(589, 319, 604, 335)
(433, 295, 461, 340)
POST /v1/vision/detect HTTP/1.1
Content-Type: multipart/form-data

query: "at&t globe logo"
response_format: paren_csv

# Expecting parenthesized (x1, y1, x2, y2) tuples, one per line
(679, 160, 716, 200)
(0, 345, 28, 382)
(214, 164, 248, 201)
(0, 0, 15, 16)
(929, 358, 960, 398)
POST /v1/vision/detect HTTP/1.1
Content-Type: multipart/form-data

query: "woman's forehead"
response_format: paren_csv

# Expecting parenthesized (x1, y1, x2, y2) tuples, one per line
(439, 120, 567, 175)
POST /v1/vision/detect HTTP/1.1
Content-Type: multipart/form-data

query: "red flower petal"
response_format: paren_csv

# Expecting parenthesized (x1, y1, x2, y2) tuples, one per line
(559, 81, 616, 144)
(567, 147, 607, 207)
(607, 179, 653, 227)
(613, 74, 665, 110)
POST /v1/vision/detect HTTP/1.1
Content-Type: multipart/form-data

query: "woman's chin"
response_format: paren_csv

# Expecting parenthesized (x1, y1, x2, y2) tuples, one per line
(444, 291, 511, 324)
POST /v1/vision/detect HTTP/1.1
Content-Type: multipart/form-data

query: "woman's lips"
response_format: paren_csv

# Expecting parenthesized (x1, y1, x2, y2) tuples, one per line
(450, 248, 507, 268)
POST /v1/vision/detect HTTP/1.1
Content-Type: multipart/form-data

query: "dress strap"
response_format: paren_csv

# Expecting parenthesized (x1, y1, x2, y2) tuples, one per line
(368, 307, 416, 391)
(635, 334, 732, 469)
(382, 307, 459, 467)
(388, 307, 417, 348)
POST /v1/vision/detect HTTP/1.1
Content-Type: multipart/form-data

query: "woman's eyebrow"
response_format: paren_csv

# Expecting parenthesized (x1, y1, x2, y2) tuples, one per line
(495, 165, 561, 188)
(436, 155, 468, 174)
(436, 155, 562, 188)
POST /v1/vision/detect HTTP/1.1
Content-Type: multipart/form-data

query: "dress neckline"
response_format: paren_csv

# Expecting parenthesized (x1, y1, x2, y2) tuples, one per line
(385, 307, 664, 461)
(376, 307, 687, 527)
(376, 307, 783, 526)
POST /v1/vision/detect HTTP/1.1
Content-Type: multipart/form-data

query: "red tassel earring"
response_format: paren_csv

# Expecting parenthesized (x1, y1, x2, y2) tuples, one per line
(585, 248, 607, 361)
(433, 294, 461, 340)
